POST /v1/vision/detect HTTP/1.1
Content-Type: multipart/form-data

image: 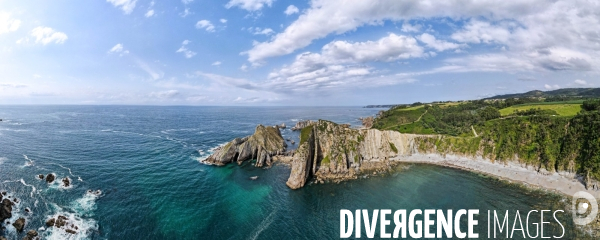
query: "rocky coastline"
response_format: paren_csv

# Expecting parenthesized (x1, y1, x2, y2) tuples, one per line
(205, 119, 600, 199)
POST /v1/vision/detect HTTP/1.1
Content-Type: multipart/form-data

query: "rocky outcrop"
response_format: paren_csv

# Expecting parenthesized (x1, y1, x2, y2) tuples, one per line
(62, 177, 71, 187)
(13, 217, 25, 232)
(0, 198, 12, 222)
(291, 120, 315, 131)
(204, 125, 287, 167)
(45, 174, 55, 183)
(23, 230, 38, 240)
(286, 120, 424, 189)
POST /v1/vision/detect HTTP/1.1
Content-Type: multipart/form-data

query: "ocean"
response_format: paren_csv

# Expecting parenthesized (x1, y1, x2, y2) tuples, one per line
(0, 106, 585, 239)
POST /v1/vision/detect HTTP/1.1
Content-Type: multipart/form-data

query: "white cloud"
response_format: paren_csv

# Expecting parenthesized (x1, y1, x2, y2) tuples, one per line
(574, 79, 587, 85)
(244, 0, 600, 73)
(284, 5, 299, 15)
(212, 61, 222, 66)
(109, 43, 123, 53)
(30, 27, 68, 45)
(180, 8, 192, 17)
(136, 59, 163, 80)
(401, 22, 421, 32)
(182, 0, 193, 4)
(544, 84, 560, 90)
(106, 0, 138, 14)
(220, 19, 228, 23)
(176, 40, 196, 58)
(225, 0, 274, 11)
(145, 9, 155, 17)
(250, 27, 274, 35)
(196, 20, 215, 32)
(265, 33, 423, 92)
(149, 90, 179, 99)
(0, 12, 21, 34)
(417, 33, 461, 52)
(240, 64, 248, 71)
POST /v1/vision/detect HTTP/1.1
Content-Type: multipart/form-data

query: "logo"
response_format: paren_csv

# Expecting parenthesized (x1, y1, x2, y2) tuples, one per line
(572, 191, 598, 225)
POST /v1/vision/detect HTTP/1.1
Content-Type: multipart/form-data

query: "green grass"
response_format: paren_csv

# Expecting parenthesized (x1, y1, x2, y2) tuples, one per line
(373, 107, 427, 130)
(389, 142, 398, 153)
(299, 126, 312, 145)
(499, 104, 582, 116)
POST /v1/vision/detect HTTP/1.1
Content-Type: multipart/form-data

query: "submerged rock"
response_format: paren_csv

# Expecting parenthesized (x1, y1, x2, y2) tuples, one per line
(45, 174, 55, 183)
(13, 217, 25, 232)
(204, 125, 286, 167)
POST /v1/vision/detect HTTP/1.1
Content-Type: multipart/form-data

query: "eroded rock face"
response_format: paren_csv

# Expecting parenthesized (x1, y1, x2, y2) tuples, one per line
(204, 125, 287, 167)
(286, 120, 422, 189)
(291, 120, 315, 131)
(13, 217, 25, 232)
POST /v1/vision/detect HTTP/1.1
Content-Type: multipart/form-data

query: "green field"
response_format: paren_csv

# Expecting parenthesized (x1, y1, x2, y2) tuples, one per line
(499, 103, 582, 116)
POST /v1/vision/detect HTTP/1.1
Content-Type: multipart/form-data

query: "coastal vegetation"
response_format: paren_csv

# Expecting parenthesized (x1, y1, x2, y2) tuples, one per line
(372, 92, 600, 182)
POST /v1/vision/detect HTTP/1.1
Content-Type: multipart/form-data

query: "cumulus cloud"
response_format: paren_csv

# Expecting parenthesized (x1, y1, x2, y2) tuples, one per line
(30, 27, 68, 45)
(401, 22, 421, 32)
(284, 5, 299, 15)
(196, 20, 215, 32)
(225, 0, 274, 11)
(176, 40, 196, 58)
(417, 33, 461, 52)
(544, 84, 560, 90)
(220, 19, 228, 23)
(265, 33, 422, 92)
(574, 79, 587, 85)
(212, 61, 222, 66)
(244, 0, 600, 75)
(0, 12, 21, 34)
(106, 0, 137, 14)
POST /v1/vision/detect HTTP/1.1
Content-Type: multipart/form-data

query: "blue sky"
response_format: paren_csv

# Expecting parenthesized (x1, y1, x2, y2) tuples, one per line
(0, 0, 598, 105)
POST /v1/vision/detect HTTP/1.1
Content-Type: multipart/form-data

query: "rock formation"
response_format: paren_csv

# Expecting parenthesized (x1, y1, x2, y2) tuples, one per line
(291, 120, 315, 131)
(286, 120, 423, 189)
(12, 217, 25, 232)
(23, 230, 38, 240)
(62, 177, 71, 187)
(204, 125, 287, 167)
(45, 174, 55, 183)
(0, 198, 12, 223)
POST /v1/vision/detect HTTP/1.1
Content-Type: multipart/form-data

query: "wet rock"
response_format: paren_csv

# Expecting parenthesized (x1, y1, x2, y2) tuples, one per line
(277, 123, 286, 129)
(62, 177, 70, 187)
(65, 229, 77, 234)
(55, 215, 68, 228)
(12, 217, 25, 232)
(0, 236, 6, 240)
(38, 174, 44, 180)
(0, 199, 12, 222)
(23, 230, 38, 240)
(45, 174, 55, 183)
(46, 218, 55, 227)
(25, 207, 30, 213)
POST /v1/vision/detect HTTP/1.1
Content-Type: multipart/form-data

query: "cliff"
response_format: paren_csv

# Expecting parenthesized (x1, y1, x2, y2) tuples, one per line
(286, 120, 427, 189)
(203, 125, 287, 167)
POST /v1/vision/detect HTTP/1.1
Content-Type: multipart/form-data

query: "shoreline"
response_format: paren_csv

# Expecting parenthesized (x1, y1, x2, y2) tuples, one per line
(392, 153, 600, 199)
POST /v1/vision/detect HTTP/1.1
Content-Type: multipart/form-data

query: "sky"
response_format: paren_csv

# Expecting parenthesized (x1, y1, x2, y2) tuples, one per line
(0, 0, 599, 106)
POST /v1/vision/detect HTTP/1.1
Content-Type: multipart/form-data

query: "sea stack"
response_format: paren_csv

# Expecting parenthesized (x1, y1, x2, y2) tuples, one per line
(204, 125, 287, 167)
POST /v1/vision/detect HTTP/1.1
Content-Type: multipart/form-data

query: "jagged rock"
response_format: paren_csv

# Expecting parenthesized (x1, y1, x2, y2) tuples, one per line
(291, 120, 315, 131)
(46, 218, 55, 227)
(23, 230, 38, 240)
(0, 199, 12, 222)
(277, 123, 286, 129)
(204, 125, 286, 168)
(38, 174, 44, 180)
(62, 177, 70, 187)
(287, 120, 420, 189)
(65, 229, 77, 234)
(46, 174, 55, 183)
(13, 217, 25, 232)
(55, 216, 68, 228)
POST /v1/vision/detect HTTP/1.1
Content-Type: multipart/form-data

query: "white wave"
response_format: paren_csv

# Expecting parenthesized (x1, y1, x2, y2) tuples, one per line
(44, 191, 101, 240)
(19, 178, 37, 198)
(195, 142, 229, 163)
(55, 163, 82, 180)
(23, 154, 34, 167)
(0, 157, 6, 164)
(248, 209, 278, 240)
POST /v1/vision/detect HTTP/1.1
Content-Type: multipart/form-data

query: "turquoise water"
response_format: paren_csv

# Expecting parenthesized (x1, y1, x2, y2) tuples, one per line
(0, 106, 584, 239)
